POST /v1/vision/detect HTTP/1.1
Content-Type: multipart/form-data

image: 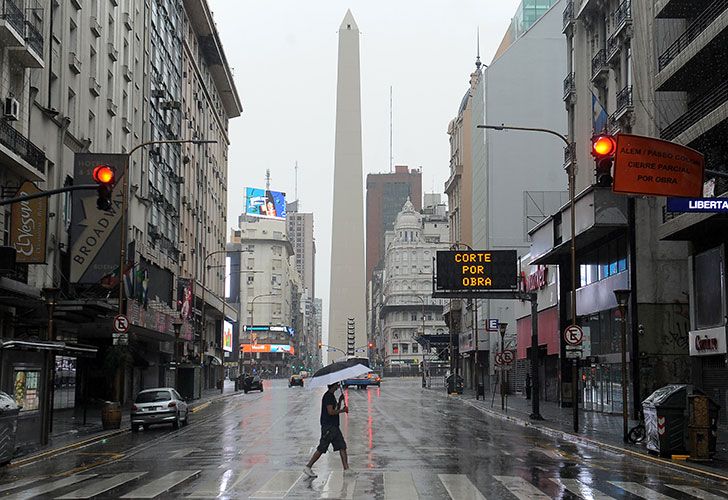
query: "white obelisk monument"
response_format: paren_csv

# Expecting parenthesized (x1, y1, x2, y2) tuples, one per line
(328, 10, 366, 359)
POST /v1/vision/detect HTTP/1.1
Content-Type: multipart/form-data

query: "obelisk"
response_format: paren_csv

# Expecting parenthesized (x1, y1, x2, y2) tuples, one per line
(328, 10, 366, 360)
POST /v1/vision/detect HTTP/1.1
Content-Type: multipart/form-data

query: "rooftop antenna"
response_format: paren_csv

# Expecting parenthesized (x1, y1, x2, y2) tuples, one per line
(265, 168, 271, 191)
(294, 161, 298, 201)
(389, 86, 393, 173)
(476, 27, 482, 70)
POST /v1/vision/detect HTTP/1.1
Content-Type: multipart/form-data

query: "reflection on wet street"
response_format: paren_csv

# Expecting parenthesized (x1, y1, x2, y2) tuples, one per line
(1, 379, 725, 498)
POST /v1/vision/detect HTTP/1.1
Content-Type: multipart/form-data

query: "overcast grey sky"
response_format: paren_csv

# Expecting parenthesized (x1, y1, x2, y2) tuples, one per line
(208, 0, 522, 339)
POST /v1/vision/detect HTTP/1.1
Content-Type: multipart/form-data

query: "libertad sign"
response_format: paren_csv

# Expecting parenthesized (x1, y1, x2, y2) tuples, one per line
(436, 250, 518, 291)
(613, 134, 704, 198)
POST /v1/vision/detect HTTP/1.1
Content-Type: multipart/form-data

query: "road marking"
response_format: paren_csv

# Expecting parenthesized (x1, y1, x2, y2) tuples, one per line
(56, 472, 147, 499)
(608, 482, 673, 499)
(187, 469, 251, 498)
(120, 470, 201, 498)
(250, 471, 301, 498)
(384, 471, 418, 500)
(4, 474, 97, 500)
(438, 474, 486, 500)
(170, 447, 204, 459)
(191, 402, 211, 413)
(321, 471, 356, 499)
(666, 484, 727, 500)
(493, 476, 550, 500)
(0, 477, 42, 493)
(549, 478, 615, 500)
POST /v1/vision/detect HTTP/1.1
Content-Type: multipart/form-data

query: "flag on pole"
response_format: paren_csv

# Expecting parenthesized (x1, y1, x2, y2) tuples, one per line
(592, 90, 608, 133)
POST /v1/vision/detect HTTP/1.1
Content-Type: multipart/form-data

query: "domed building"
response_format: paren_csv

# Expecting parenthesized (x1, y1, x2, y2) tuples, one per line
(377, 197, 450, 374)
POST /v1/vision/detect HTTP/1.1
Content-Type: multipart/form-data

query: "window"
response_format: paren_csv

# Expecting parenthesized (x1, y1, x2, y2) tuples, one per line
(411, 313, 418, 321)
(401, 343, 409, 354)
(412, 343, 418, 354)
(247, 275, 254, 285)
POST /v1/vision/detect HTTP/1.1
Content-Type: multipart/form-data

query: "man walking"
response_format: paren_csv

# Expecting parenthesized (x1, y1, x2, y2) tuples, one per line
(303, 382, 349, 477)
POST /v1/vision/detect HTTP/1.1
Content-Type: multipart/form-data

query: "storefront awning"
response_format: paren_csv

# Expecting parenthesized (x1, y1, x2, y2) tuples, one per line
(0, 339, 98, 357)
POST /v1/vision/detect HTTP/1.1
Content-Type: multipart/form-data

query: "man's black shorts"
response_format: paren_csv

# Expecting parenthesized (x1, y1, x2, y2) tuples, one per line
(317, 425, 346, 453)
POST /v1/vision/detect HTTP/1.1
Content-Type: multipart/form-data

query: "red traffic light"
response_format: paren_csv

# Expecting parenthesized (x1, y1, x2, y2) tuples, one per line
(368, 342, 374, 349)
(92, 165, 115, 184)
(591, 135, 617, 158)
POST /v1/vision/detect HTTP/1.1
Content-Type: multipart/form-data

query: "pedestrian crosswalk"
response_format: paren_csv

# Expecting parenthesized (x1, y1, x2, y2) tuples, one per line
(0, 469, 725, 499)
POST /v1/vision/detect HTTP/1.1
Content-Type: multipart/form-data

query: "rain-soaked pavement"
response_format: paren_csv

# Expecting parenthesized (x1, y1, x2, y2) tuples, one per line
(1, 378, 726, 499)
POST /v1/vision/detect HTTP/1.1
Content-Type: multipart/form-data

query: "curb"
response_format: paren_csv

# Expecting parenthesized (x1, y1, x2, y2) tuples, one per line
(9, 389, 240, 468)
(459, 397, 728, 483)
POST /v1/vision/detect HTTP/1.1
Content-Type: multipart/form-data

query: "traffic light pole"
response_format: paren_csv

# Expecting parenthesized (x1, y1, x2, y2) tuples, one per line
(0, 184, 98, 206)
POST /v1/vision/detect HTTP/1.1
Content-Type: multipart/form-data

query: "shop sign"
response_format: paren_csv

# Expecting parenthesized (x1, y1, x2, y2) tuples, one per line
(613, 134, 704, 198)
(11, 182, 48, 264)
(520, 266, 548, 292)
(688, 327, 727, 356)
(666, 197, 728, 213)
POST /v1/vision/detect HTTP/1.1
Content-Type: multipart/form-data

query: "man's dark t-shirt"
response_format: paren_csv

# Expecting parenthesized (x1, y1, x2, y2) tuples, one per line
(320, 391, 339, 427)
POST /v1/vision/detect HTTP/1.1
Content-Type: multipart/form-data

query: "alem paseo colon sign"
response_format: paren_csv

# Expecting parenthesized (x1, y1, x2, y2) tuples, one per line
(436, 250, 518, 291)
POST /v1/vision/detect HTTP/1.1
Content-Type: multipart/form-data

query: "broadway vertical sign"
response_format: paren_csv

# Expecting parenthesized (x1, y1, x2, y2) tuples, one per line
(70, 153, 127, 283)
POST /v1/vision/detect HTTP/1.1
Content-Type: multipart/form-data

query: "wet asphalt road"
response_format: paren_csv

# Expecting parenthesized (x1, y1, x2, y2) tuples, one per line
(0, 378, 726, 499)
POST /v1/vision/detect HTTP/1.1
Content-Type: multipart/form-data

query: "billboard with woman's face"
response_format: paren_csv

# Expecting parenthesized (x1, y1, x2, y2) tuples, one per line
(245, 187, 287, 220)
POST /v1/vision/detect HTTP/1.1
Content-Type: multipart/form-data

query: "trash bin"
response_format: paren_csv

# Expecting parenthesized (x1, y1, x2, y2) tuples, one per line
(642, 384, 701, 457)
(0, 391, 19, 466)
(688, 394, 721, 461)
(447, 374, 464, 394)
(101, 401, 122, 430)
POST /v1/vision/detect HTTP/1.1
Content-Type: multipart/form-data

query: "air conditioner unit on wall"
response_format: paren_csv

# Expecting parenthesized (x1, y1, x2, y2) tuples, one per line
(4, 98, 19, 121)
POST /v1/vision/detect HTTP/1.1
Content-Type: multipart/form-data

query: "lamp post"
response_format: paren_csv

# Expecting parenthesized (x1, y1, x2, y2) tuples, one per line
(478, 124, 574, 423)
(499, 322, 508, 411)
(40, 287, 60, 446)
(614, 289, 631, 443)
(172, 319, 183, 391)
(441, 241, 473, 383)
(320, 344, 347, 362)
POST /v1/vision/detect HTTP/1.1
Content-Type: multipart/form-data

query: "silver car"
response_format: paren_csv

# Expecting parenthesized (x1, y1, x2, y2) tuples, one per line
(130, 388, 189, 432)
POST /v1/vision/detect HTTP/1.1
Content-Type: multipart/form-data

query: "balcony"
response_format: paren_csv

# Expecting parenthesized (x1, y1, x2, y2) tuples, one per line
(122, 64, 133, 82)
(563, 73, 576, 102)
(606, 33, 621, 64)
(612, 0, 632, 38)
(107, 42, 118, 62)
(660, 78, 728, 141)
(68, 51, 81, 74)
(612, 85, 634, 121)
(563, 0, 575, 33)
(591, 49, 608, 82)
(658, 0, 728, 72)
(0, 0, 24, 46)
(89, 76, 101, 96)
(122, 12, 132, 31)
(89, 16, 101, 37)
(0, 119, 46, 180)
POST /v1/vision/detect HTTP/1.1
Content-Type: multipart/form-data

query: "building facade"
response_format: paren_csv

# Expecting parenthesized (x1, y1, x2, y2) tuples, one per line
(379, 199, 449, 369)
(365, 165, 422, 284)
(652, 0, 728, 426)
(0, 0, 240, 449)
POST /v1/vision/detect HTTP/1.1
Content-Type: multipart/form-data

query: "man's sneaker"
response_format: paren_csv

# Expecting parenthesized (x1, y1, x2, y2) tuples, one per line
(303, 466, 317, 478)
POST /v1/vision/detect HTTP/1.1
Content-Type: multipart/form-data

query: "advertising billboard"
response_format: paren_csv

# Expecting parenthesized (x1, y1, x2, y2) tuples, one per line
(11, 182, 48, 264)
(245, 187, 287, 220)
(223, 321, 233, 352)
(240, 344, 295, 354)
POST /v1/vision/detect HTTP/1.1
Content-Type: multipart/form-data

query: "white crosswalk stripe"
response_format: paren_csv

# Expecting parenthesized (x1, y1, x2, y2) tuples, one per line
(250, 471, 301, 499)
(3, 474, 97, 500)
(120, 470, 201, 499)
(549, 478, 615, 500)
(608, 481, 674, 500)
(493, 476, 551, 500)
(186, 469, 251, 498)
(56, 472, 147, 499)
(384, 471, 419, 499)
(320, 471, 356, 499)
(666, 484, 727, 500)
(438, 474, 486, 500)
(0, 477, 42, 494)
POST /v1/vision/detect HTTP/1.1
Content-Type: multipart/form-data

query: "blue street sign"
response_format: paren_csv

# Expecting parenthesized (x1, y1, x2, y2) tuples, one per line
(666, 197, 728, 213)
(487, 319, 499, 331)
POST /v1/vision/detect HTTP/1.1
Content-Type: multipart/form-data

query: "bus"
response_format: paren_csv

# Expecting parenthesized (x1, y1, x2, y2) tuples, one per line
(342, 356, 378, 388)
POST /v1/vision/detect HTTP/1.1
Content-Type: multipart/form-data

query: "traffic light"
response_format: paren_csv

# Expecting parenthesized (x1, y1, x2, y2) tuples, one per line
(591, 134, 617, 187)
(317, 342, 322, 349)
(368, 342, 374, 349)
(92, 164, 116, 210)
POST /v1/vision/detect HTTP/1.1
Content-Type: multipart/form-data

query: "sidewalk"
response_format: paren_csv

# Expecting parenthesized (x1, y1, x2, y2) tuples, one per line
(14, 380, 240, 460)
(444, 387, 728, 480)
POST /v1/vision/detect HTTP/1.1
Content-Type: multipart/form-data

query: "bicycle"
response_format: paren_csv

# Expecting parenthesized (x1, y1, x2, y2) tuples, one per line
(628, 411, 646, 444)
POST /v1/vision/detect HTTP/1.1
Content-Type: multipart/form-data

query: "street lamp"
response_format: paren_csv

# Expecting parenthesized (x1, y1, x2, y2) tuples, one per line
(614, 289, 631, 443)
(40, 287, 60, 446)
(478, 124, 572, 422)
(172, 319, 183, 391)
(499, 322, 508, 410)
(245, 292, 280, 373)
(441, 241, 473, 383)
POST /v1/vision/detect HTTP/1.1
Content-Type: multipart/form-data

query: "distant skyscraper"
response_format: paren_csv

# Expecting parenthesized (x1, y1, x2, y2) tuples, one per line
(287, 202, 316, 300)
(366, 165, 422, 284)
(328, 10, 366, 357)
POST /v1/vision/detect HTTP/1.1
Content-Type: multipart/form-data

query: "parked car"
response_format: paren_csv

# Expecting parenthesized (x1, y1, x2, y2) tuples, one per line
(289, 374, 304, 387)
(368, 372, 382, 386)
(130, 388, 189, 432)
(242, 375, 264, 393)
(0, 391, 19, 466)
